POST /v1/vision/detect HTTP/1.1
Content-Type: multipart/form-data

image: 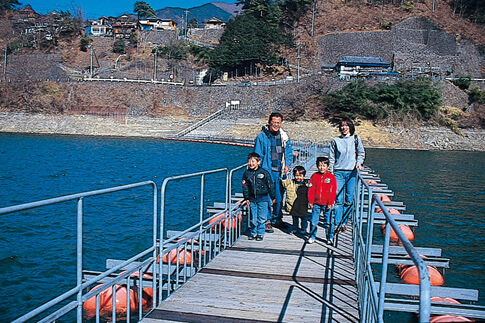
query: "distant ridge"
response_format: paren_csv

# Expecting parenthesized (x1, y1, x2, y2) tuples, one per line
(155, 2, 242, 28)
(211, 2, 241, 15)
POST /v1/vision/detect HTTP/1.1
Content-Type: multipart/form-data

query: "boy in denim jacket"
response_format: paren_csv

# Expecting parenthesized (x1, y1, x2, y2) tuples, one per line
(242, 152, 276, 241)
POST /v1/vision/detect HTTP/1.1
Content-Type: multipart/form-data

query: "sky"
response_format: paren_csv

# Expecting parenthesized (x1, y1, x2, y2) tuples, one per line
(21, 0, 238, 19)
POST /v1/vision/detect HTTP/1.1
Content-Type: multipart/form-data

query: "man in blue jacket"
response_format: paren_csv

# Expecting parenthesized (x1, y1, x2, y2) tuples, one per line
(254, 112, 293, 232)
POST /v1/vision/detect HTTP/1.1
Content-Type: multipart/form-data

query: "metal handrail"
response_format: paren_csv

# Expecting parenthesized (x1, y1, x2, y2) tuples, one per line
(157, 165, 247, 304)
(5, 163, 249, 322)
(174, 109, 224, 137)
(353, 172, 431, 322)
(1, 181, 158, 323)
(291, 141, 330, 175)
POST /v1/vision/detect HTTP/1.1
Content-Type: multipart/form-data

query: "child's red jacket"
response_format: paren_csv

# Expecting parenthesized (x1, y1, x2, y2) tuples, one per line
(308, 172, 337, 206)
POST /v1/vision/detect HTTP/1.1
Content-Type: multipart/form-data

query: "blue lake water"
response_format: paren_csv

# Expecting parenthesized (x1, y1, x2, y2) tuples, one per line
(0, 133, 483, 322)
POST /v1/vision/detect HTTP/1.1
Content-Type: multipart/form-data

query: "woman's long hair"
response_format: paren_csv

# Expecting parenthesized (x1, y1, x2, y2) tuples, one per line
(340, 117, 355, 136)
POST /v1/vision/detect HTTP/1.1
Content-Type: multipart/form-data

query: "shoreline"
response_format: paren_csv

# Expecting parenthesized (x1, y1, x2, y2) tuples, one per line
(1, 112, 484, 152)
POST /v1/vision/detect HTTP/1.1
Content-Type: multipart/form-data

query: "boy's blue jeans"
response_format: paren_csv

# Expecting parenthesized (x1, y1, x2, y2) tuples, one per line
(306, 204, 333, 240)
(334, 169, 357, 228)
(249, 200, 269, 236)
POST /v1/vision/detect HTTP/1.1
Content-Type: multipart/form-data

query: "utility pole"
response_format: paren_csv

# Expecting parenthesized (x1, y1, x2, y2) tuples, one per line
(3, 48, 7, 80)
(89, 45, 93, 79)
(297, 42, 301, 82)
(311, 0, 316, 38)
(153, 47, 158, 81)
(184, 10, 189, 37)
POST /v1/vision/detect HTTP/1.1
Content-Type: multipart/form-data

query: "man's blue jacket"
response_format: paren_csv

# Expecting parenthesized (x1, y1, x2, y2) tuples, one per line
(254, 126, 293, 175)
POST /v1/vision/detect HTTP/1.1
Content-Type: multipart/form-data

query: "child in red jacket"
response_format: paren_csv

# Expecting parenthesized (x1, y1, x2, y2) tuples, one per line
(307, 156, 337, 244)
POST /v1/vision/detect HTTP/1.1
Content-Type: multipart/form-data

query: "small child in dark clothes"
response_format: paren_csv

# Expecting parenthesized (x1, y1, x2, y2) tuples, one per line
(242, 152, 276, 241)
(281, 166, 309, 234)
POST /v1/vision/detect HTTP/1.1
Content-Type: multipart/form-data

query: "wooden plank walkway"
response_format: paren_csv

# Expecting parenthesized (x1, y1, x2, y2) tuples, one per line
(142, 221, 359, 322)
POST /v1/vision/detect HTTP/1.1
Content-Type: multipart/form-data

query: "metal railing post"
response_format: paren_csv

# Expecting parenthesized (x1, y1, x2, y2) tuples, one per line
(151, 183, 158, 311)
(378, 221, 391, 322)
(76, 197, 84, 321)
(200, 174, 205, 225)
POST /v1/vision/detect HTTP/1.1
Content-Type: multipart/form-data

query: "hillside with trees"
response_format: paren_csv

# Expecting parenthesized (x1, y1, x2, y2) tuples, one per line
(0, 0, 484, 132)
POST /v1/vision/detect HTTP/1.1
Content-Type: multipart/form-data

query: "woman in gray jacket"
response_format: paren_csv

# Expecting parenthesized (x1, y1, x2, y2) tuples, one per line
(329, 117, 365, 233)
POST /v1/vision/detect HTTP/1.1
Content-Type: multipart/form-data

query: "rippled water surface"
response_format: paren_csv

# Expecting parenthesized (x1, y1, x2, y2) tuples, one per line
(0, 133, 251, 322)
(0, 134, 483, 322)
(366, 148, 485, 320)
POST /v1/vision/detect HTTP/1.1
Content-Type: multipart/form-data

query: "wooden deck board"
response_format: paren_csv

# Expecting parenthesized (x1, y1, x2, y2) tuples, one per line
(142, 222, 360, 322)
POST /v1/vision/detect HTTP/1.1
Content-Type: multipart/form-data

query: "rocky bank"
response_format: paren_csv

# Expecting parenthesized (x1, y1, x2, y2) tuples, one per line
(1, 112, 484, 151)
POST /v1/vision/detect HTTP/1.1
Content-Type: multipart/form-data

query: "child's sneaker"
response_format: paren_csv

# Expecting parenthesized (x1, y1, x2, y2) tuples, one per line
(256, 235, 264, 241)
(307, 238, 315, 244)
(248, 235, 256, 240)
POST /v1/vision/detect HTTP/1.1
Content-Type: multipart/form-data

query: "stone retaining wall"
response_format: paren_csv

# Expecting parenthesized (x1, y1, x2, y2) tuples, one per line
(188, 28, 224, 43)
(317, 17, 483, 77)
(140, 30, 178, 45)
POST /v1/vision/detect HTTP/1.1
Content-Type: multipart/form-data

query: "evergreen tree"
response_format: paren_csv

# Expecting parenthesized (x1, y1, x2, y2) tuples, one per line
(134, 1, 156, 21)
(237, 0, 282, 27)
(451, 0, 485, 23)
(113, 39, 126, 53)
(280, 0, 313, 28)
(188, 18, 198, 28)
(0, 0, 21, 12)
(208, 14, 292, 75)
(79, 37, 90, 52)
(323, 79, 442, 121)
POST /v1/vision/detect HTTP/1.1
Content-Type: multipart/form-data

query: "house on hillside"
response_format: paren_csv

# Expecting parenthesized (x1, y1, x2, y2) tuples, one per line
(138, 18, 177, 31)
(112, 14, 137, 38)
(9, 5, 57, 44)
(85, 17, 113, 37)
(15, 5, 40, 22)
(334, 56, 395, 80)
(9, 4, 40, 30)
(203, 17, 225, 29)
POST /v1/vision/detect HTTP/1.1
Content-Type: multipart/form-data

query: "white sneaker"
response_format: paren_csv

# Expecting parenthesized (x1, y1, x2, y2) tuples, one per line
(307, 238, 315, 244)
(327, 238, 334, 245)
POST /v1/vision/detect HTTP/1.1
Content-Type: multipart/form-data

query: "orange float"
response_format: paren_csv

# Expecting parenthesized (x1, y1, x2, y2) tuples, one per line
(396, 254, 428, 272)
(128, 271, 153, 312)
(209, 213, 242, 230)
(157, 237, 204, 266)
(161, 248, 198, 265)
(432, 296, 461, 305)
(83, 283, 139, 319)
(100, 284, 139, 315)
(376, 207, 401, 215)
(400, 265, 445, 286)
(381, 224, 415, 242)
(84, 284, 106, 319)
(430, 297, 475, 322)
(430, 315, 474, 322)
(379, 194, 392, 202)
